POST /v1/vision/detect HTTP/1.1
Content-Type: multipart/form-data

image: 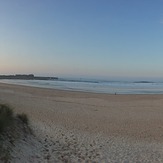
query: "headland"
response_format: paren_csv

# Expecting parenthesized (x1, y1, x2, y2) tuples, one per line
(0, 74, 58, 80)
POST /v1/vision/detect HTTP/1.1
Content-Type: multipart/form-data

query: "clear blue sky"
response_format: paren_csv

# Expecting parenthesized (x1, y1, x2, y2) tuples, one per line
(1, 0, 163, 80)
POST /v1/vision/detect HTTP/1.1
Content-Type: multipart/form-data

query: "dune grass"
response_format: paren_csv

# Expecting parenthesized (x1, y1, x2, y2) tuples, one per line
(0, 104, 29, 133)
(0, 104, 14, 133)
(17, 113, 29, 125)
(0, 104, 30, 162)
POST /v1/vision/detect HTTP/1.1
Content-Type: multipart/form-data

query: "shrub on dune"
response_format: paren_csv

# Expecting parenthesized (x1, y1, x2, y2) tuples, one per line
(0, 104, 14, 133)
(17, 113, 29, 125)
(0, 104, 31, 162)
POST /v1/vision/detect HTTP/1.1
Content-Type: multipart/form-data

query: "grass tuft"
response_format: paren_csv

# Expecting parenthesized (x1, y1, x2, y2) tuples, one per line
(0, 104, 31, 162)
(0, 104, 14, 133)
(17, 113, 29, 125)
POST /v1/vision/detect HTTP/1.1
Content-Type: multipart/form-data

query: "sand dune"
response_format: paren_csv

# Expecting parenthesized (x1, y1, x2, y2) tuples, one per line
(0, 83, 163, 162)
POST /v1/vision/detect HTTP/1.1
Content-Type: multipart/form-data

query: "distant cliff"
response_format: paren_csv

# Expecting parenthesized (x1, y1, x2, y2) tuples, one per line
(0, 74, 58, 80)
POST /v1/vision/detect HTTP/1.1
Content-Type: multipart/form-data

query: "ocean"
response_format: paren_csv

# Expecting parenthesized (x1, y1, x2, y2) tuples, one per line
(1, 78, 163, 94)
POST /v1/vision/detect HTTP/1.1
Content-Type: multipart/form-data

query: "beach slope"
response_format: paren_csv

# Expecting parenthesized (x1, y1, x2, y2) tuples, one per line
(0, 83, 163, 162)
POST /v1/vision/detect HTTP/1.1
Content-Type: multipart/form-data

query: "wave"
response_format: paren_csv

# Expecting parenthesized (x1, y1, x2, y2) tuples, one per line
(1, 79, 163, 94)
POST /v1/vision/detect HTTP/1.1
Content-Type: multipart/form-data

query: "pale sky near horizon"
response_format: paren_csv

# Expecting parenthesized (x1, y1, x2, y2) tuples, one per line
(1, 0, 163, 80)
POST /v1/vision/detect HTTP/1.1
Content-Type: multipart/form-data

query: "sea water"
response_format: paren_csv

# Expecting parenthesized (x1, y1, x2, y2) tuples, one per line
(1, 79, 163, 94)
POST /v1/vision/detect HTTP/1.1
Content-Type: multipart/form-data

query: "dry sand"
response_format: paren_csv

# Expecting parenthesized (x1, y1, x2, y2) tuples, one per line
(0, 83, 163, 162)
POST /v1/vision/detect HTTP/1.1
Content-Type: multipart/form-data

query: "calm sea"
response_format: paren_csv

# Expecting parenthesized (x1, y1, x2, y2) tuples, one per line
(1, 79, 163, 94)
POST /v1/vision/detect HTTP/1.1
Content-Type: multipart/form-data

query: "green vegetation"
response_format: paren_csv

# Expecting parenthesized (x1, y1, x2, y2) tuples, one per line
(0, 104, 14, 133)
(0, 104, 29, 133)
(17, 113, 29, 125)
(0, 104, 30, 162)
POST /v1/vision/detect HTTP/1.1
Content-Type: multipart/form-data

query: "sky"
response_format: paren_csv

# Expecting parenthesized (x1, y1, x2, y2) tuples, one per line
(1, 0, 163, 80)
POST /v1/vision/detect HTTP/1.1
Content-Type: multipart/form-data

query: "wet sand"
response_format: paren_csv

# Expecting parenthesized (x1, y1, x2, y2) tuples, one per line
(0, 83, 163, 162)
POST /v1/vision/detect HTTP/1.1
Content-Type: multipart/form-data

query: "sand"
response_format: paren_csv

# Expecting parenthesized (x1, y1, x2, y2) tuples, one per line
(0, 83, 163, 162)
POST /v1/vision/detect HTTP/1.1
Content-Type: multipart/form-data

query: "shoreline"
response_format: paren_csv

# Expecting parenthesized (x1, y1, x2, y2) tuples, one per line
(1, 79, 163, 95)
(1, 82, 163, 162)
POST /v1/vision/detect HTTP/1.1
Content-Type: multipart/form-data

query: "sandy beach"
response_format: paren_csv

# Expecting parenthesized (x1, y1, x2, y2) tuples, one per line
(1, 83, 163, 162)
